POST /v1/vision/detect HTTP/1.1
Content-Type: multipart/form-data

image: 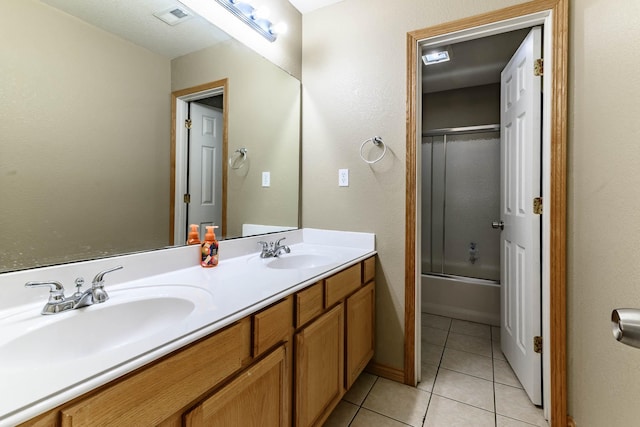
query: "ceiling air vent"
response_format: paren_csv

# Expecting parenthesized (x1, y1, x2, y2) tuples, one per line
(153, 7, 194, 26)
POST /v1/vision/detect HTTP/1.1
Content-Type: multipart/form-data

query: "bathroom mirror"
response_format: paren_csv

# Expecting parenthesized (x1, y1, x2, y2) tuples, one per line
(0, 0, 300, 273)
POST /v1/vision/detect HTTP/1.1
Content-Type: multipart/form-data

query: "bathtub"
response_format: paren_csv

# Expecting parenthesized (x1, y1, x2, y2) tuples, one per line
(421, 273, 500, 326)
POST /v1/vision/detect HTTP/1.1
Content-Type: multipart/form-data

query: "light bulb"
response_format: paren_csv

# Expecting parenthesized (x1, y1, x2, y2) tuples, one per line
(270, 22, 288, 35)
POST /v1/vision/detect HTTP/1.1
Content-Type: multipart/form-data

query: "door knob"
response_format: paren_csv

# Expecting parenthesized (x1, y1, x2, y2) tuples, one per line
(492, 220, 504, 230)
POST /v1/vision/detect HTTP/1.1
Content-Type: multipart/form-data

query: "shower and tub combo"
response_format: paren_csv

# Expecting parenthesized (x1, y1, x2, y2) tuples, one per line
(421, 125, 501, 326)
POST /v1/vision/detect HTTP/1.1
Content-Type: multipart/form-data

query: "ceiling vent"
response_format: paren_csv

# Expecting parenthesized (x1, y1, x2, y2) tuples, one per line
(153, 7, 194, 26)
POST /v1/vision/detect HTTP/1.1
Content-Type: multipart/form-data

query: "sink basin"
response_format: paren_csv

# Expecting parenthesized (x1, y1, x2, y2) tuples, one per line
(265, 253, 337, 270)
(0, 285, 214, 369)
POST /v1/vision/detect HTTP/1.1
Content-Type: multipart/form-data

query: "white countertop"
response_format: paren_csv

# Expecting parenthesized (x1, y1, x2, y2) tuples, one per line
(0, 228, 375, 426)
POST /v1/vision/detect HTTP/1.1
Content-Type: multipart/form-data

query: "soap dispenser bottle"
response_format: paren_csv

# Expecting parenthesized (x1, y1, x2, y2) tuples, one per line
(201, 225, 219, 268)
(187, 224, 201, 245)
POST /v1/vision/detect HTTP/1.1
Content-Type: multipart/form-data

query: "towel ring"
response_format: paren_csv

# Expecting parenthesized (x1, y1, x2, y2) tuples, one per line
(359, 136, 386, 164)
(229, 148, 248, 170)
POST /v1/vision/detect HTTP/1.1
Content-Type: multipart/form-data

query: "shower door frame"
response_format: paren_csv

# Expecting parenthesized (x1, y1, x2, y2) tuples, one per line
(405, 1, 568, 425)
(422, 124, 501, 283)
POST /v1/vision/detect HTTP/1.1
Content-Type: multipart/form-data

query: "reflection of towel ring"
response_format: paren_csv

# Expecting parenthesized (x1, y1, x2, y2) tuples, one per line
(359, 136, 386, 164)
(229, 148, 248, 170)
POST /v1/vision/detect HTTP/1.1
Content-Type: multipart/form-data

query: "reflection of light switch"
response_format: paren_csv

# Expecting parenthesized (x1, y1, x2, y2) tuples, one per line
(262, 171, 271, 187)
(338, 169, 349, 187)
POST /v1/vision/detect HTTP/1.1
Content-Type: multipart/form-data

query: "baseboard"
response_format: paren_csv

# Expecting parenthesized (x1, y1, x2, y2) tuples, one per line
(365, 361, 405, 383)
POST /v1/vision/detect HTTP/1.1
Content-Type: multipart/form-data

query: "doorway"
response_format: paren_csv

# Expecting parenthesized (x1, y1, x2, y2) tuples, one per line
(405, 1, 568, 425)
(170, 79, 229, 245)
(421, 24, 544, 408)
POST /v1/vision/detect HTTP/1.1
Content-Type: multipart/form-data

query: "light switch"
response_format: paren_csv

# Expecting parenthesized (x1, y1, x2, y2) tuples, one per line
(338, 169, 349, 187)
(262, 171, 271, 187)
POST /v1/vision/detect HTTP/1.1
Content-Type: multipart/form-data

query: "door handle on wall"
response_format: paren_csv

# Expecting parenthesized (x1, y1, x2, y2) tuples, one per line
(612, 309, 640, 348)
(492, 220, 504, 230)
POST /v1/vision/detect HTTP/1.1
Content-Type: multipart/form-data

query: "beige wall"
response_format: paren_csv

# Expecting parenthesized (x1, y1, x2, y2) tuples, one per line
(303, 0, 640, 424)
(172, 40, 300, 238)
(301, 0, 527, 374)
(0, 0, 171, 271)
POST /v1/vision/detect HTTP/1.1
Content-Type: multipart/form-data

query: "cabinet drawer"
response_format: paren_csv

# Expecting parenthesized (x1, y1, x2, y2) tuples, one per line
(295, 281, 324, 328)
(253, 297, 293, 357)
(60, 321, 246, 426)
(325, 263, 362, 307)
(363, 256, 375, 284)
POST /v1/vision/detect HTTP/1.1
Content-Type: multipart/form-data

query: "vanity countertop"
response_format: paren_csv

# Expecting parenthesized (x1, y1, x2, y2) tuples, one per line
(0, 228, 375, 427)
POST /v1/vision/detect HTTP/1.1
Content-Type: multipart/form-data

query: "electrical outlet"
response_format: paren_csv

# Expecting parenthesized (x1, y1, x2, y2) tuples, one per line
(262, 171, 270, 187)
(338, 169, 349, 187)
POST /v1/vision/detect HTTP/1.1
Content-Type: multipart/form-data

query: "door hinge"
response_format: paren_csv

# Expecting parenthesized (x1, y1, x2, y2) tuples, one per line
(534, 336, 543, 353)
(185, 119, 192, 129)
(183, 193, 191, 204)
(533, 197, 543, 215)
(534, 58, 543, 76)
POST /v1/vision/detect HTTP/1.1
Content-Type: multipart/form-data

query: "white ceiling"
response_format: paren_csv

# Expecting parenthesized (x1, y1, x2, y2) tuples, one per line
(287, 0, 344, 14)
(41, 0, 231, 59)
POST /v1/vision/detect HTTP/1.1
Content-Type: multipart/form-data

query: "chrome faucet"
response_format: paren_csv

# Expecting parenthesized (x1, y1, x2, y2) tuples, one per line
(257, 237, 291, 258)
(25, 265, 123, 315)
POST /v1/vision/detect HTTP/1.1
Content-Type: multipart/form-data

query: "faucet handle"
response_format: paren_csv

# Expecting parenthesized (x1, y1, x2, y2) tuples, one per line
(275, 237, 287, 246)
(92, 265, 123, 286)
(25, 281, 65, 302)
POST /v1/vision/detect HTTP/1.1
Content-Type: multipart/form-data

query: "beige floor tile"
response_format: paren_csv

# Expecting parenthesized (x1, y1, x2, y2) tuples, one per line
(422, 342, 445, 365)
(440, 347, 493, 381)
(343, 372, 378, 405)
(495, 383, 547, 426)
(424, 395, 495, 427)
(362, 378, 430, 427)
(494, 359, 522, 388)
(421, 313, 452, 331)
(446, 332, 492, 357)
(417, 362, 438, 392)
(492, 326, 501, 342)
(450, 319, 491, 339)
(422, 325, 449, 346)
(432, 368, 495, 412)
(497, 414, 545, 426)
(323, 401, 359, 427)
(493, 340, 506, 361)
(350, 408, 409, 427)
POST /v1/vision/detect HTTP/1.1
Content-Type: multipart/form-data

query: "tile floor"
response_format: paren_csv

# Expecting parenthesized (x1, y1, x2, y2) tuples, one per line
(323, 313, 548, 427)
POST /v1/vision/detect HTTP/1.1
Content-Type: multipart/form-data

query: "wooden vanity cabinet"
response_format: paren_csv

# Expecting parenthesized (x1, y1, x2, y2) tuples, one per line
(20, 256, 376, 427)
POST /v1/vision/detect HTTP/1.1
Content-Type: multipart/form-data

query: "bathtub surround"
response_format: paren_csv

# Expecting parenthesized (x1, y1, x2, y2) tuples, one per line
(0, 228, 374, 426)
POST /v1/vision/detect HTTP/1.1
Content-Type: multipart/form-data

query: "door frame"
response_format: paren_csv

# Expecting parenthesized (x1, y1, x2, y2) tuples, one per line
(170, 79, 229, 244)
(404, 0, 568, 425)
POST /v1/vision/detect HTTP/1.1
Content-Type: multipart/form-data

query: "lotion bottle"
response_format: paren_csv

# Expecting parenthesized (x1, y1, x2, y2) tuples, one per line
(187, 224, 201, 245)
(201, 225, 219, 268)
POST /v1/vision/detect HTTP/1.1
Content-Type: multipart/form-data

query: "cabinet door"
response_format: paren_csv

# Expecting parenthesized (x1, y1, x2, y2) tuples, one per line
(295, 304, 344, 427)
(346, 281, 375, 389)
(184, 345, 289, 427)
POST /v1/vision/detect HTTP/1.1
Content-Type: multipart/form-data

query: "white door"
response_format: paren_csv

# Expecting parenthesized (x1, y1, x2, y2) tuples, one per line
(188, 102, 223, 239)
(500, 26, 542, 405)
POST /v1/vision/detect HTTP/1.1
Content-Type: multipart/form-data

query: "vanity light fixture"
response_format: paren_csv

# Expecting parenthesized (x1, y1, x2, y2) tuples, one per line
(422, 49, 451, 66)
(214, 0, 287, 42)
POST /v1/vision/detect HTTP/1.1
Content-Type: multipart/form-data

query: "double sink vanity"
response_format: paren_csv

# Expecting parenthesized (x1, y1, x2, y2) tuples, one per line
(0, 228, 376, 426)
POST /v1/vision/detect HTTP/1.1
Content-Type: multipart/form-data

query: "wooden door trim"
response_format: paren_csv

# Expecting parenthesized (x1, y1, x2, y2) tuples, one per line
(170, 79, 229, 243)
(404, 0, 568, 425)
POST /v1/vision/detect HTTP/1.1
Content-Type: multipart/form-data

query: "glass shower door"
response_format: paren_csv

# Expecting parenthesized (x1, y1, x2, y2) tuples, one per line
(421, 130, 500, 282)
